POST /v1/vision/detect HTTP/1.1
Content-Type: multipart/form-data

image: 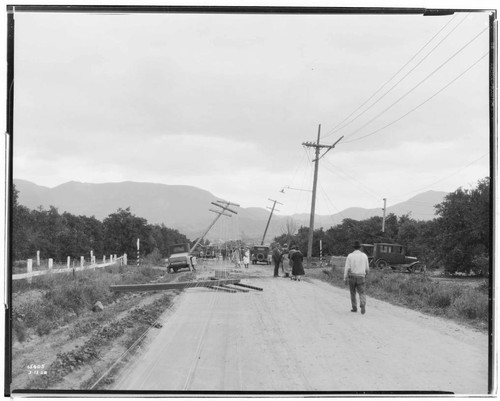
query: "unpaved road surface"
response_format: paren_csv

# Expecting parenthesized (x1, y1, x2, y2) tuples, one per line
(113, 264, 488, 394)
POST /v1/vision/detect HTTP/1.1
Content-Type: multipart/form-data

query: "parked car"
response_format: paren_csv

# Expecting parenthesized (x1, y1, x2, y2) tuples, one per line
(360, 243, 424, 273)
(251, 246, 271, 265)
(166, 243, 197, 273)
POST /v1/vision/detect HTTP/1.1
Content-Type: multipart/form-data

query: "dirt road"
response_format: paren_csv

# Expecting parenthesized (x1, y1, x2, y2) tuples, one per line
(113, 263, 488, 394)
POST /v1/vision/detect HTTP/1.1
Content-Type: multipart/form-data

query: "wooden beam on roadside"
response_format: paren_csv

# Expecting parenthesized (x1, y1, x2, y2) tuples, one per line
(110, 279, 241, 292)
(207, 285, 238, 293)
(233, 282, 264, 291)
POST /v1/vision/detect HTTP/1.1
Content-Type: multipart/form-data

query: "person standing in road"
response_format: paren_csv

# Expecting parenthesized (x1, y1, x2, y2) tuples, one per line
(280, 248, 289, 277)
(232, 248, 241, 268)
(290, 245, 305, 281)
(272, 244, 282, 277)
(243, 248, 250, 269)
(343, 240, 370, 314)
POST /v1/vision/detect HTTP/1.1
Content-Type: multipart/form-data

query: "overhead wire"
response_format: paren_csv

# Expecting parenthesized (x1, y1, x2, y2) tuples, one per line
(393, 152, 489, 199)
(340, 26, 489, 143)
(322, 13, 466, 140)
(322, 158, 382, 201)
(342, 50, 489, 144)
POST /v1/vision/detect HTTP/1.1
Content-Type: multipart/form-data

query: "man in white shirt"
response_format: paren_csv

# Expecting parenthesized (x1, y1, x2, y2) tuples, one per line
(344, 240, 370, 314)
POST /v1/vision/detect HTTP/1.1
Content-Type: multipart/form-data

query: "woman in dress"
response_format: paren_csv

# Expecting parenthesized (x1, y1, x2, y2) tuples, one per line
(243, 248, 250, 269)
(290, 245, 305, 281)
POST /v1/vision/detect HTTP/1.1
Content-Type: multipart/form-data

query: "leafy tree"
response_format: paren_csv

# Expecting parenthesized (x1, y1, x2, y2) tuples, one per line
(102, 208, 150, 257)
(11, 185, 34, 260)
(434, 178, 490, 274)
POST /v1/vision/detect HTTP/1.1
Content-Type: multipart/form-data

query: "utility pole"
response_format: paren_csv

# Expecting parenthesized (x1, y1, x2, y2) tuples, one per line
(382, 198, 387, 233)
(302, 124, 343, 267)
(190, 200, 239, 268)
(261, 198, 283, 245)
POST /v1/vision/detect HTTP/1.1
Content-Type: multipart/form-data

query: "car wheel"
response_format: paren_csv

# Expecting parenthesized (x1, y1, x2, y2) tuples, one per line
(376, 259, 389, 269)
(408, 263, 423, 273)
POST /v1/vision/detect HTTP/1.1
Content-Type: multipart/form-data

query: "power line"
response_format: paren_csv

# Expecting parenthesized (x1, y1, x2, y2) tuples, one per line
(340, 26, 488, 142)
(323, 13, 466, 140)
(342, 50, 489, 144)
(396, 153, 489, 197)
(321, 158, 381, 201)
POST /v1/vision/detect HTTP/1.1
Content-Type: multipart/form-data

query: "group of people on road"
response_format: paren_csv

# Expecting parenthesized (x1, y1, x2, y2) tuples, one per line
(233, 240, 370, 315)
(232, 248, 251, 269)
(271, 244, 305, 281)
(269, 240, 370, 314)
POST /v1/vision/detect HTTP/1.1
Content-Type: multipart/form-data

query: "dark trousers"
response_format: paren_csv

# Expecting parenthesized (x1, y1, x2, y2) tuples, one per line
(349, 276, 366, 310)
(274, 262, 280, 276)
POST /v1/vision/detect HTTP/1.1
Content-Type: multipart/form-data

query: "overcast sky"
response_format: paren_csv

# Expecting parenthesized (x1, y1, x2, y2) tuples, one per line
(12, 8, 491, 216)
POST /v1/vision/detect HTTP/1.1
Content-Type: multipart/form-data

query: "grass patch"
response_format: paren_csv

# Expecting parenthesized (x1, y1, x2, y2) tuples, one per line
(316, 266, 489, 330)
(12, 265, 168, 339)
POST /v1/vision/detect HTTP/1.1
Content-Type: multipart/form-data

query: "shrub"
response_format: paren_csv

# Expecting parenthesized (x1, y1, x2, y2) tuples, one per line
(143, 248, 163, 266)
(36, 320, 52, 336)
(451, 288, 489, 321)
(472, 254, 489, 277)
(13, 320, 27, 343)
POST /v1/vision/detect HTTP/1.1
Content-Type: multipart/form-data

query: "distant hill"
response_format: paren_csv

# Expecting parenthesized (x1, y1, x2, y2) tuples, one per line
(13, 179, 447, 242)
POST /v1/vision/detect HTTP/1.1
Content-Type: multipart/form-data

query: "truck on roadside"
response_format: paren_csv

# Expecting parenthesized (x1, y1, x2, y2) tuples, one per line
(166, 243, 197, 273)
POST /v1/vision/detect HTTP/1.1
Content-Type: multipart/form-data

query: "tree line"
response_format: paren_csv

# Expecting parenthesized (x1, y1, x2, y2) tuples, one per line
(12, 177, 490, 275)
(273, 177, 490, 275)
(12, 186, 189, 262)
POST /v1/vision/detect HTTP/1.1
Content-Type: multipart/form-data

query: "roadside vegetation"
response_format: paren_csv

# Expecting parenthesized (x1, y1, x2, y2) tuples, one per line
(11, 261, 195, 391)
(275, 177, 490, 277)
(12, 262, 171, 342)
(311, 267, 489, 331)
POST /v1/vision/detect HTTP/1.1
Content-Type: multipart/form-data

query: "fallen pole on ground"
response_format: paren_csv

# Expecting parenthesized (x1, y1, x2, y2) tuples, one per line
(110, 279, 241, 292)
(207, 285, 238, 293)
(219, 284, 249, 292)
(233, 282, 263, 291)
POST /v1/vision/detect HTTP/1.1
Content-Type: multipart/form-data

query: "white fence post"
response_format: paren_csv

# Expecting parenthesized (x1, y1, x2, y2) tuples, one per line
(103, 255, 106, 264)
(27, 259, 33, 284)
(80, 256, 84, 268)
(124, 253, 127, 266)
(48, 258, 53, 270)
(67, 256, 71, 269)
(109, 255, 113, 263)
(36, 251, 40, 267)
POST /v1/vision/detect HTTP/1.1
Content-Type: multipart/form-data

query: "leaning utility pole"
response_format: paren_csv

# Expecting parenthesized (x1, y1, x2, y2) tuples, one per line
(302, 124, 343, 267)
(261, 198, 283, 245)
(190, 200, 239, 259)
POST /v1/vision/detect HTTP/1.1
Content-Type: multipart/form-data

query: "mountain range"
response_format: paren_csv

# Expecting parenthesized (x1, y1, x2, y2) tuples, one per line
(13, 179, 447, 243)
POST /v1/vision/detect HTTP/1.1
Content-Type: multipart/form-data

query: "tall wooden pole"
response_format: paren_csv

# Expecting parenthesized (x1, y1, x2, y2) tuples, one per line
(307, 124, 322, 267)
(302, 126, 343, 268)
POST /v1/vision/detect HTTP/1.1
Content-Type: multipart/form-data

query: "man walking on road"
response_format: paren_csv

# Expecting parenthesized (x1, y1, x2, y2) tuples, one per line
(344, 240, 370, 314)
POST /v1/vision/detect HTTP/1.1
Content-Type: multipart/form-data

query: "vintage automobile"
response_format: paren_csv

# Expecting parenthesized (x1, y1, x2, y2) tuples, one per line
(251, 245, 271, 265)
(166, 243, 197, 273)
(360, 243, 424, 273)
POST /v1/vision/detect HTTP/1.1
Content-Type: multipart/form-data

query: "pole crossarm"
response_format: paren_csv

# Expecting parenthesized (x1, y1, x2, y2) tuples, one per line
(216, 199, 240, 207)
(209, 209, 232, 217)
(302, 141, 332, 148)
(211, 202, 238, 215)
(191, 199, 239, 253)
